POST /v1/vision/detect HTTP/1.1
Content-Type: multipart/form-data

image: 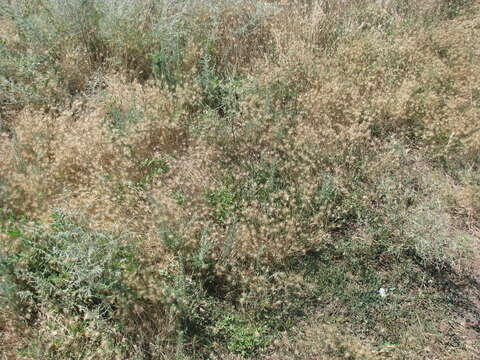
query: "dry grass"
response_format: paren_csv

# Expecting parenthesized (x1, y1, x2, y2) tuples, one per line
(1, 0, 480, 358)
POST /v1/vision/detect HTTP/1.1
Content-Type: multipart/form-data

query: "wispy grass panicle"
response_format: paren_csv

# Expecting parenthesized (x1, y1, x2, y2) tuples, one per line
(1, 0, 480, 358)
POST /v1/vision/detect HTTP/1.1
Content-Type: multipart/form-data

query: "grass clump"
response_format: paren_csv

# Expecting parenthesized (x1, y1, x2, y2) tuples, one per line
(0, 211, 154, 358)
(1, 0, 480, 358)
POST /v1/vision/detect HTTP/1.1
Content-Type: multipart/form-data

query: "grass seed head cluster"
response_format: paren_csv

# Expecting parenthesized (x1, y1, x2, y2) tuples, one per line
(1, 0, 480, 358)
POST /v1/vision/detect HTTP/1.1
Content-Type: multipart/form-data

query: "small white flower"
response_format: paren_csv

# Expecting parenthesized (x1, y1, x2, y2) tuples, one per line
(379, 287, 388, 298)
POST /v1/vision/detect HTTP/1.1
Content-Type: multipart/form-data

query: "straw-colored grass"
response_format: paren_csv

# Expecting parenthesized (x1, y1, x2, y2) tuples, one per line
(1, 0, 479, 358)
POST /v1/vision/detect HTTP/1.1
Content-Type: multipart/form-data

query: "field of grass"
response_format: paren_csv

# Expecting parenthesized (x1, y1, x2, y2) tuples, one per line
(1, 0, 479, 358)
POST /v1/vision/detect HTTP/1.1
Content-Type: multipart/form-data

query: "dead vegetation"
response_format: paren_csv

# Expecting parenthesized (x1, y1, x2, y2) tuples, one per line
(1, 0, 479, 358)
